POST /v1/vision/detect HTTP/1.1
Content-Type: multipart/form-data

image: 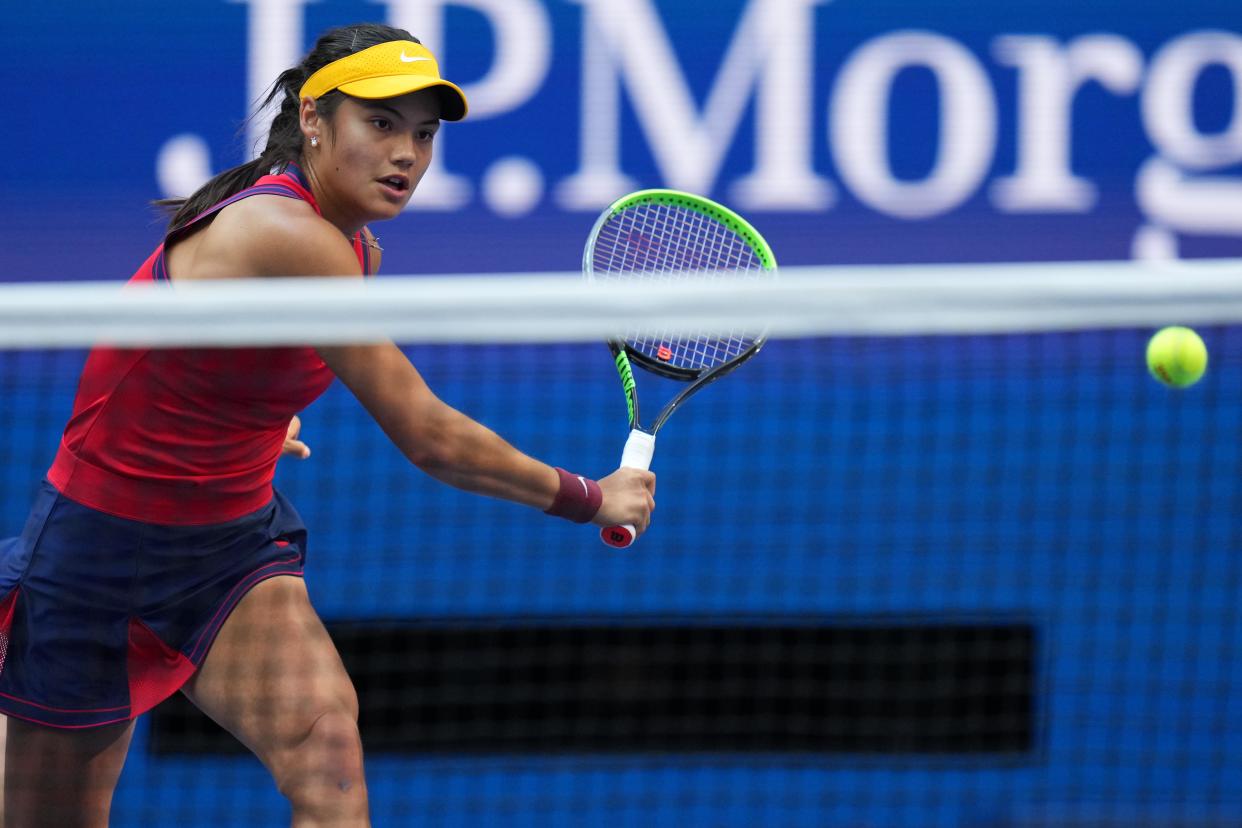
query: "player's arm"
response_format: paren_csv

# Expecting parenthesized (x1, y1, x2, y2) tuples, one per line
(232, 207, 559, 506)
(317, 340, 562, 505)
(222, 199, 654, 528)
(277, 225, 376, 460)
(323, 334, 654, 528)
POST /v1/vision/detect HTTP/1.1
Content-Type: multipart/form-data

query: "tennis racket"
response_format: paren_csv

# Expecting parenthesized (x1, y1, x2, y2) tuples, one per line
(584, 189, 777, 548)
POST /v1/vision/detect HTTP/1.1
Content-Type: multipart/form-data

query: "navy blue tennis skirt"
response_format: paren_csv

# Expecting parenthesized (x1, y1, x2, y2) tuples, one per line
(0, 480, 307, 728)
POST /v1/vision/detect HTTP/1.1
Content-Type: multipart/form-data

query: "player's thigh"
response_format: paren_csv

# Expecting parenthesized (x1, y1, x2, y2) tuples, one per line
(181, 575, 359, 763)
(4, 716, 135, 828)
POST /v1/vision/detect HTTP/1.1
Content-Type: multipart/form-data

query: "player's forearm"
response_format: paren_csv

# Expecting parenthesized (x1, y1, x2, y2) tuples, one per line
(393, 402, 558, 509)
(319, 342, 562, 510)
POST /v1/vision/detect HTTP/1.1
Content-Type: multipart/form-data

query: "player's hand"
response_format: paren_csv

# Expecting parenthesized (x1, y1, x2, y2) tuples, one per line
(281, 415, 311, 460)
(594, 467, 656, 535)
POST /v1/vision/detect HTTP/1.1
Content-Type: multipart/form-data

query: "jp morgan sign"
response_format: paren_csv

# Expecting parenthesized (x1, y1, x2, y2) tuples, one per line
(156, 0, 1241, 261)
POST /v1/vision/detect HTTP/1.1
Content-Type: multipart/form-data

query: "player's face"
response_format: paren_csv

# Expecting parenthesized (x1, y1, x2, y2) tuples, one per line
(313, 91, 441, 230)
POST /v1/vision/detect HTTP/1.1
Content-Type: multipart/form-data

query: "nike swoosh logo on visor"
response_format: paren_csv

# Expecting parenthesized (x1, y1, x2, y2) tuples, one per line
(400, 52, 431, 63)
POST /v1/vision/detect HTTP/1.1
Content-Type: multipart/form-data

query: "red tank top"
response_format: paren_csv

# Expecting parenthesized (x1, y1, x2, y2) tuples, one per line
(48, 165, 373, 525)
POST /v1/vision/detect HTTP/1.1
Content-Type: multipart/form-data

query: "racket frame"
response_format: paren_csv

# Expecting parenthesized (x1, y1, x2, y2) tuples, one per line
(585, 188, 778, 438)
(584, 189, 777, 547)
(608, 338, 764, 437)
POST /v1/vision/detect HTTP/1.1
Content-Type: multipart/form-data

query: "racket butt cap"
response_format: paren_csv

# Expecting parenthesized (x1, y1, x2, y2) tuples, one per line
(601, 524, 636, 548)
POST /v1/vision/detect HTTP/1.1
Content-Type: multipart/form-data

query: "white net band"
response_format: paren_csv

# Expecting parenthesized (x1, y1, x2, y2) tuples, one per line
(2, 259, 1240, 347)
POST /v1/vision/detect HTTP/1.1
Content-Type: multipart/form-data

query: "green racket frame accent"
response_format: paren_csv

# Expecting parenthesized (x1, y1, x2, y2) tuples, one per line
(614, 350, 639, 428)
(605, 189, 777, 271)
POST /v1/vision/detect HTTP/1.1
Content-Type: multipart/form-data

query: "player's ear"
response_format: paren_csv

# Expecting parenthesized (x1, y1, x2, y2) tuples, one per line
(299, 97, 323, 147)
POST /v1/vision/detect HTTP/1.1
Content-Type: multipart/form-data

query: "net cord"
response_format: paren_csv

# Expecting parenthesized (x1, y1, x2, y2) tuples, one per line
(0, 259, 1239, 347)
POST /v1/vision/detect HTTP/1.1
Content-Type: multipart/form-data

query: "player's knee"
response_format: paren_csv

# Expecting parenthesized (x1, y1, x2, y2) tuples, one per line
(339, 682, 360, 724)
(271, 703, 365, 802)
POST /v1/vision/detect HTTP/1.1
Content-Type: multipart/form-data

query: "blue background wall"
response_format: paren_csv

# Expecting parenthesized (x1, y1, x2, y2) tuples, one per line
(2, 0, 1241, 282)
(2, 2, 1241, 826)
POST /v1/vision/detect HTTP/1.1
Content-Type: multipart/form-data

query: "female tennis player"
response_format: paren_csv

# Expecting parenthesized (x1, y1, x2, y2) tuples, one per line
(0, 22, 655, 828)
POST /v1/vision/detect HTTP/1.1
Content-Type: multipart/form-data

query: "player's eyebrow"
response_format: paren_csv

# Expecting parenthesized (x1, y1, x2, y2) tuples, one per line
(360, 101, 440, 126)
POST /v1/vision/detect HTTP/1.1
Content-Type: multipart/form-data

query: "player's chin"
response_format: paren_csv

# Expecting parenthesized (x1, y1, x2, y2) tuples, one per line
(371, 181, 413, 216)
(372, 200, 407, 221)
(365, 196, 409, 222)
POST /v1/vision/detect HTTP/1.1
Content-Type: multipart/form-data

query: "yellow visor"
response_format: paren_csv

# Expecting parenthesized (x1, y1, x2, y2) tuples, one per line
(298, 41, 468, 121)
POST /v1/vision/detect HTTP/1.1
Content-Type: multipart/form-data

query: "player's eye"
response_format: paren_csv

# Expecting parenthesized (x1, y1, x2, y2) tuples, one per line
(370, 118, 391, 131)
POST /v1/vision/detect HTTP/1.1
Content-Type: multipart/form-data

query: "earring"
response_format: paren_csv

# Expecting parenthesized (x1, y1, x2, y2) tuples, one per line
(310, 135, 319, 148)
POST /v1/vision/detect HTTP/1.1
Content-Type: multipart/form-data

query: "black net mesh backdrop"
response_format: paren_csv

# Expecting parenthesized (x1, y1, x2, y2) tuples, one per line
(0, 310, 1240, 827)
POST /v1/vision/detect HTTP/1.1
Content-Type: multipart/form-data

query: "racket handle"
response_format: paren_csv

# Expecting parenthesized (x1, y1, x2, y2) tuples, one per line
(601, 429, 656, 549)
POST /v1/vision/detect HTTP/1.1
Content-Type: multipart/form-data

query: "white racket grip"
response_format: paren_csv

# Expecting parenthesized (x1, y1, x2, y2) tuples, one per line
(600, 429, 656, 548)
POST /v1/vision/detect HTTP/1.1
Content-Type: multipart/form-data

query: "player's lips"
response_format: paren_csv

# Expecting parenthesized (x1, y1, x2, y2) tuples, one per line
(377, 174, 410, 198)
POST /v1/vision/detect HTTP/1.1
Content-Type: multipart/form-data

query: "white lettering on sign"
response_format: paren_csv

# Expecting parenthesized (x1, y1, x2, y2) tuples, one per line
(830, 31, 996, 219)
(991, 35, 1143, 212)
(150, 2, 1242, 258)
(557, 0, 832, 211)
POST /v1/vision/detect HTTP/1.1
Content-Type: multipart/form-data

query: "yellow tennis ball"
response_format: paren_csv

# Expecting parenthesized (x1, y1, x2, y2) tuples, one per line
(1146, 326, 1208, 389)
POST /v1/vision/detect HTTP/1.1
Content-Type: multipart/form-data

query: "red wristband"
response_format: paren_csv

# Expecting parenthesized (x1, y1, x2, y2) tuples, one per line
(544, 468, 603, 523)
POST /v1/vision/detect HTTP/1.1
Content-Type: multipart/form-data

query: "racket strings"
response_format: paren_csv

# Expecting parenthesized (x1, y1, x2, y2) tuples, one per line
(630, 203, 757, 369)
(592, 203, 768, 372)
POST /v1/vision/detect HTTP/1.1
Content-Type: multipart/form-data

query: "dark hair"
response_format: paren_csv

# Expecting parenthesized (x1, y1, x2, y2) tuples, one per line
(157, 23, 417, 233)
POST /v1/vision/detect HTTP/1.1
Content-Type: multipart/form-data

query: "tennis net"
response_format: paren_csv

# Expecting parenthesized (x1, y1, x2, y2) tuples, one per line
(0, 260, 1240, 828)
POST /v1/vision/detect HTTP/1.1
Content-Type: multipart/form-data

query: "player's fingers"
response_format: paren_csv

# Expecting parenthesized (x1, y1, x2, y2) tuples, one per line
(631, 469, 656, 494)
(286, 415, 302, 441)
(282, 439, 311, 459)
(641, 492, 655, 532)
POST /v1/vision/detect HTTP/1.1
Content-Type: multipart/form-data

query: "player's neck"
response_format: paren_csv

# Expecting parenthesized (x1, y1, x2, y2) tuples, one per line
(299, 163, 366, 239)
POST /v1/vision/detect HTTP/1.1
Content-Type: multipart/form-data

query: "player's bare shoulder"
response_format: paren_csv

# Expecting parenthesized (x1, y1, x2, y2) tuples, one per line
(195, 194, 360, 280)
